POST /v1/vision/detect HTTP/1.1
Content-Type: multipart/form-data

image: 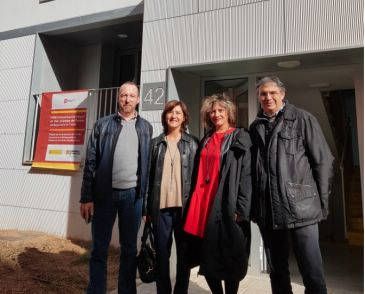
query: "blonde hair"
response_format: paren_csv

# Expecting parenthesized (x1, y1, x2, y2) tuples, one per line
(201, 94, 236, 130)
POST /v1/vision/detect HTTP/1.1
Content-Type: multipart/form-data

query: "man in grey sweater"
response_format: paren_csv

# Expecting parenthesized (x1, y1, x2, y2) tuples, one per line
(80, 81, 153, 294)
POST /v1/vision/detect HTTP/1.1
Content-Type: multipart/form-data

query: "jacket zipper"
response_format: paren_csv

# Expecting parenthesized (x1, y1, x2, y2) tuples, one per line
(287, 182, 312, 188)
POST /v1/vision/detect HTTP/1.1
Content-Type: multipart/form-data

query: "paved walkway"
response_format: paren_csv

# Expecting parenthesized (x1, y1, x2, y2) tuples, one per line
(109, 264, 363, 294)
(109, 267, 305, 293)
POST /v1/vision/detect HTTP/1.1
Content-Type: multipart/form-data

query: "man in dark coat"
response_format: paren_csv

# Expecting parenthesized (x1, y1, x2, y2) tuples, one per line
(250, 76, 334, 294)
(80, 81, 153, 294)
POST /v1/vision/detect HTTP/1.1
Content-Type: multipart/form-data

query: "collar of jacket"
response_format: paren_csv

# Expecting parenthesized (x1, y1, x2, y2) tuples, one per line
(112, 112, 140, 123)
(282, 102, 296, 121)
(255, 100, 297, 124)
(202, 128, 249, 154)
(154, 132, 193, 145)
(230, 129, 252, 151)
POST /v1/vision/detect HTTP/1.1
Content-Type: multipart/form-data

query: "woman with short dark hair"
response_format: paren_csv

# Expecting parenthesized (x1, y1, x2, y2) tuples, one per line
(144, 100, 198, 294)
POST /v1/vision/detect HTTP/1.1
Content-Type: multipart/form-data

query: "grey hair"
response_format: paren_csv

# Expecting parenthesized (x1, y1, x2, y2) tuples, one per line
(256, 76, 286, 93)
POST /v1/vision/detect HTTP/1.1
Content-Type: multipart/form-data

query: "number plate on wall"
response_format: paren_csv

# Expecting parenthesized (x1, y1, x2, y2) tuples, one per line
(141, 82, 166, 110)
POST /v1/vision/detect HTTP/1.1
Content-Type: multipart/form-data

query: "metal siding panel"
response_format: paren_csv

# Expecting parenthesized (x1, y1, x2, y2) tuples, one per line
(199, 0, 267, 12)
(285, 0, 364, 53)
(0, 67, 32, 102)
(139, 69, 165, 138)
(21, 173, 71, 212)
(236, 0, 268, 6)
(0, 206, 68, 237)
(144, 0, 198, 22)
(0, 35, 35, 70)
(140, 70, 166, 84)
(173, 15, 199, 66)
(0, 134, 27, 169)
(199, 0, 231, 11)
(141, 14, 199, 71)
(0, 100, 28, 134)
(198, 0, 285, 63)
(0, 169, 27, 207)
(141, 21, 165, 70)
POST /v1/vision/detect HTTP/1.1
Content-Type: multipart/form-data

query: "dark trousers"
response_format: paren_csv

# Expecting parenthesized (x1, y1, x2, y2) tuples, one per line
(155, 208, 191, 294)
(260, 223, 327, 294)
(87, 188, 142, 294)
(205, 277, 240, 294)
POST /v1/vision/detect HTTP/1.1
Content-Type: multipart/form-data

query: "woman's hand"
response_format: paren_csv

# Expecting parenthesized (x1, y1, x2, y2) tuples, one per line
(235, 213, 244, 223)
(143, 215, 152, 223)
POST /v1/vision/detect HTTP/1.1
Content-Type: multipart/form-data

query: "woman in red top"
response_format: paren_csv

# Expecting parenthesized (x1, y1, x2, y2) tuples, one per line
(184, 94, 252, 294)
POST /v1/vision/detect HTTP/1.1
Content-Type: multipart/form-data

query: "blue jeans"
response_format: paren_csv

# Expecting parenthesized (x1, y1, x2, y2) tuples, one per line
(87, 188, 142, 294)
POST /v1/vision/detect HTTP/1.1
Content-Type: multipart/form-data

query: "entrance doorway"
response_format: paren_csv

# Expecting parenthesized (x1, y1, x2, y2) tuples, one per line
(322, 89, 363, 245)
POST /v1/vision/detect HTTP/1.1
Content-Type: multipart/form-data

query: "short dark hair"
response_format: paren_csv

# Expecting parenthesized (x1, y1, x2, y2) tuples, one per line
(256, 76, 286, 94)
(161, 100, 189, 134)
(120, 81, 139, 96)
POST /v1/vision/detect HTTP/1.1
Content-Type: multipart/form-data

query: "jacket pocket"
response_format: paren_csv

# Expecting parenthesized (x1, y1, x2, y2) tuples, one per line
(286, 182, 321, 221)
(278, 131, 304, 155)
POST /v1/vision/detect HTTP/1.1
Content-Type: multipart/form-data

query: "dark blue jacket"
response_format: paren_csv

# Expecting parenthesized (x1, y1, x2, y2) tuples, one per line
(80, 113, 153, 203)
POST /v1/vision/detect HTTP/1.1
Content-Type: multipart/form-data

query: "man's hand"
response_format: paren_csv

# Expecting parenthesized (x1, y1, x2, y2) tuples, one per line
(80, 202, 94, 223)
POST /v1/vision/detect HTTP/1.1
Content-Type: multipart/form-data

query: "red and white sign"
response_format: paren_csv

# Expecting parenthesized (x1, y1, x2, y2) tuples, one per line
(32, 90, 89, 170)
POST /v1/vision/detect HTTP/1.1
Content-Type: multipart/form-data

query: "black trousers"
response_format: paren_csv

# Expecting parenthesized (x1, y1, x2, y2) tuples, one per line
(259, 223, 327, 294)
(205, 277, 240, 294)
(155, 208, 190, 294)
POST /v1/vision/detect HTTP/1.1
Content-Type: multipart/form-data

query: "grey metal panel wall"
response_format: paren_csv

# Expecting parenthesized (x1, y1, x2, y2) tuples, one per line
(144, 0, 198, 22)
(285, 0, 364, 53)
(0, 34, 77, 236)
(139, 70, 167, 137)
(199, 0, 231, 11)
(0, 135, 27, 169)
(142, 0, 284, 71)
(198, 0, 284, 63)
(199, 0, 267, 12)
(0, 101, 28, 135)
(142, 14, 199, 71)
(0, 68, 33, 102)
(0, 35, 35, 169)
(0, 36, 35, 68)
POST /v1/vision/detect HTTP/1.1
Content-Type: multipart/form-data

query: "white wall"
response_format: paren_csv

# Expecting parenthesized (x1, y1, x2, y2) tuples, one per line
(0, 35, 75, 236)
(0, 0, 143, 32)
(0, 34, 111, 243)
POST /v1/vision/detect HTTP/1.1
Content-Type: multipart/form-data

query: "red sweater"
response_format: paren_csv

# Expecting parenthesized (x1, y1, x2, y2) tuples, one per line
(184, 128, 235, 237)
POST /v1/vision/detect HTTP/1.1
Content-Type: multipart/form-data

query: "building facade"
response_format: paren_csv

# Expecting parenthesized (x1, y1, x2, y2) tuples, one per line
(0, 0, 363, 274)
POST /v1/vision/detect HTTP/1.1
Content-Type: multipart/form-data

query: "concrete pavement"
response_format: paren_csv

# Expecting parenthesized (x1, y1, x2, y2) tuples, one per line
(109, 267, 306, 293)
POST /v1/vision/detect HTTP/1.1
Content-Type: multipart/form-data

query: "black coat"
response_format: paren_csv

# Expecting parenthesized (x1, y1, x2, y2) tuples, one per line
(80, 113, 153, 203)
(144, 132, 199, 229)
(249, 103, 334, 229)
(197, 128, 252, 281)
